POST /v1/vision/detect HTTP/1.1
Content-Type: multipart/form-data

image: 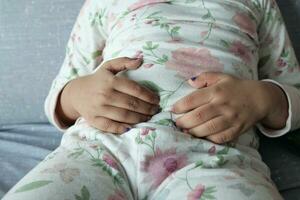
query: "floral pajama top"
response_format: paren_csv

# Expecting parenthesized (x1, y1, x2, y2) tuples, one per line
(45, 0, 300, 142)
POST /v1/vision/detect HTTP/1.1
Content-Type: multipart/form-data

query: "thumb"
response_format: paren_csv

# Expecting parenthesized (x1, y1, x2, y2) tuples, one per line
(102, 57, 143, 75)
(188, 72, 226, 88)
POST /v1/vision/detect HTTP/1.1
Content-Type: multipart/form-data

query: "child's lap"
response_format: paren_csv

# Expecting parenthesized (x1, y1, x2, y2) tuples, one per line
(3, 119, 283, 200)
(61, 119, 281, 199)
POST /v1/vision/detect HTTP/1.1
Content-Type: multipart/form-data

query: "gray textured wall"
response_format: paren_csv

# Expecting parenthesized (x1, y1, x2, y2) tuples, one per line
(0, 0, 299, 125)
(0, 0, 84, 124)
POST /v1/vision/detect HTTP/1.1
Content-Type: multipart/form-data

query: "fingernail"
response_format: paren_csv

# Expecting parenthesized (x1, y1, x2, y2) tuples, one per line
(191, 76, 197, 81)
(170, 105, 175, 112)
(125, 127, 131, 132)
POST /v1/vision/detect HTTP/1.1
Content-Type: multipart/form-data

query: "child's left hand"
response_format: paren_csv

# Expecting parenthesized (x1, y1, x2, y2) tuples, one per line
(171, 72, 288, 144)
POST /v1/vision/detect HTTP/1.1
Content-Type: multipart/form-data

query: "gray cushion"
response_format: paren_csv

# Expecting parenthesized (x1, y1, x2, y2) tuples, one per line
(0, 0, 84, 125)
(259, 134, 300, 190)
(277, 0, 300, 58)
(0, 123, 62, 198)
(259, 134, 300, 200)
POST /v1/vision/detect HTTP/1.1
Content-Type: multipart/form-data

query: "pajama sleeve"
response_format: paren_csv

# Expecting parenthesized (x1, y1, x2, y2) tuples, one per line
(256, 0, 300, 137)
(44, 0, 108, 131)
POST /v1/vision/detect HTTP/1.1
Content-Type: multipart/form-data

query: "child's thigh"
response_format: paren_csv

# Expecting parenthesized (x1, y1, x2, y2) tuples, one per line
(2, 132, 134, 200)
(151, 167, 283, 200)
(126, 124, 283, 200)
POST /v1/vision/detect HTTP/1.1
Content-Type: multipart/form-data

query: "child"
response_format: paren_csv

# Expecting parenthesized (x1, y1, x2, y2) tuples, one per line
(4, 0, 300, 199)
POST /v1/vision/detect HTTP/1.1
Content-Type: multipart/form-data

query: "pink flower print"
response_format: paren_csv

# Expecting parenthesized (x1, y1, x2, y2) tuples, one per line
(41, 163, 80, 184)
(108, 13, 117, 24)
(128, 0, 169, 11)
(187, 184, 205, 200)
(103, 154, 119, 170)
(89, 144, 99, 149)
(165, 47, 224, 79)
(167, 36, 182, 43)
(79, 134, 86, 140)
(107, 189, 127, 200)
(140, 127, 156, 136)
(276, 58, 287, 68)
(260, 33, 274, 47)
(288, 68, 294, 73)
(200, 31, 209, 38)
(71, 33, 76, 43)
(233, 12, 256, 37)
(143, 63, 154, 68)
(229, 40, 252, 64)
(141, 148, 187, 188)
(133, 50, 143, 59)
(208, 145, 216, 156)
(274, 70, 282, 76)
(131, 13, 137, 21)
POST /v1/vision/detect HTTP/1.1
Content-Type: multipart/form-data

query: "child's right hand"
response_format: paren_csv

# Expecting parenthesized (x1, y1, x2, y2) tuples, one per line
(56, 57, 161, 134)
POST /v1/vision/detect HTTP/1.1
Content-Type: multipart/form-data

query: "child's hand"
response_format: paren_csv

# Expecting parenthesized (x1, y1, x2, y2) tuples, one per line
(171, 72, 288, 144)
(56, 57, 160, 134)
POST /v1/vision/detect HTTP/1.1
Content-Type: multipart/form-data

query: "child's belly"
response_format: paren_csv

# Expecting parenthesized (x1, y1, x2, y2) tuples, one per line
(102, 2, 260, 110)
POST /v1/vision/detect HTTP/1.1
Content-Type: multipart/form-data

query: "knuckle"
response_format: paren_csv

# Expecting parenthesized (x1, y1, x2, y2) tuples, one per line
(98, 92, 111, 103)
(219, 100, 229, 107)
(228, 111, 239, 121)
(182, 95, 193, 107)
(214, 134, 228, 144)
(127, 98, 139, 110)
(206, 120, 217, 134)
(147, 105, 154, 114)
(120, 110, 130, 120)
(196, 110, 205, 121)
(213, 85, 224, 97)
(100, 118, 113, 131)
(117, 125, 126, 135)
(132, 84, 143, 94)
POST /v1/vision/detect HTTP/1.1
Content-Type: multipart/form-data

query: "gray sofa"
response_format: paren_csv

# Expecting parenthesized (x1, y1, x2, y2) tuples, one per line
(0, 0, 299, 199)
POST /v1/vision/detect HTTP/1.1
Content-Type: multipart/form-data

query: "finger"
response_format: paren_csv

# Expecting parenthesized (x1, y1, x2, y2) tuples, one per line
(96, 105, 151, 124)
(205, 126, 239, 144)
(88, 116, 132, 135)
(188, 72, 226, 88)
(113, 76, 160, 105)
(102, 57, 143, 74)
(175, 104, 218, 129)
(171, 87, 212, 114)
(106, 90, 160, 115)
(187, 116, 231, 138)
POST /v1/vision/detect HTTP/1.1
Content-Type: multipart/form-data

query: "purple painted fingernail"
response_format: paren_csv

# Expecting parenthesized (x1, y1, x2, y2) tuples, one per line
(191, 76, 197, 81)
(125, 127, 131, 132)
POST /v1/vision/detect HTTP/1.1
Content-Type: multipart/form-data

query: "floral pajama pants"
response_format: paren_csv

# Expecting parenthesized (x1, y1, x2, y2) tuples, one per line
(3, 115, 283, 200)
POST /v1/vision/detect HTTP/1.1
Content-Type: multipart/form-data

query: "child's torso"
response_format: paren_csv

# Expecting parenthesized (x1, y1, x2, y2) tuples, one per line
(98, 0, 262, 110)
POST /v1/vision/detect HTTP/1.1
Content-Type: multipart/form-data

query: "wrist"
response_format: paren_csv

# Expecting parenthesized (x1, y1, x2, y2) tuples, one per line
(56, 79, 80, 126)
(258, 81, 289, 130)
